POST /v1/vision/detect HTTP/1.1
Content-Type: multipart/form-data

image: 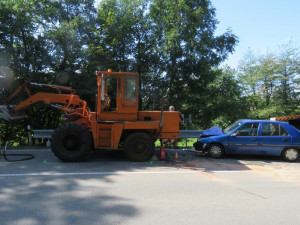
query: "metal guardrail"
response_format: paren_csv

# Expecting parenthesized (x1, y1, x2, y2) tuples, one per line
(32, 130, 54, 139)
(178, 130, 202, 139)
(178, 130, 202, 148)
(32, 129, 202, 140)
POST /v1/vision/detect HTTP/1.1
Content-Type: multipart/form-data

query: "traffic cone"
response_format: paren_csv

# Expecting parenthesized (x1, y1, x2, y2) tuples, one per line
(174, 151, 179, 160)
(160, 146, 165, 160)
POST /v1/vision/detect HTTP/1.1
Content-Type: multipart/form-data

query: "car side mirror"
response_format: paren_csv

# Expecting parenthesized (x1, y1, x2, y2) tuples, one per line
(231, 132, 238, 137)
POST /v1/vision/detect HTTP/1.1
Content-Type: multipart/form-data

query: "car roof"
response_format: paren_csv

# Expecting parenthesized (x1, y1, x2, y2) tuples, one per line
(239, 119, 287, 125)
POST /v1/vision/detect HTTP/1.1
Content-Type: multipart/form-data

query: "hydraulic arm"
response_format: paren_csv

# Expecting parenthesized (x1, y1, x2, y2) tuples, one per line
(0, 82, 91, 122)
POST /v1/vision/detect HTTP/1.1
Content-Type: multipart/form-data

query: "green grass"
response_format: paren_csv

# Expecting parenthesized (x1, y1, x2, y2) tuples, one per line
(155, 138, 197, 148)
(176, 138, 197, 148)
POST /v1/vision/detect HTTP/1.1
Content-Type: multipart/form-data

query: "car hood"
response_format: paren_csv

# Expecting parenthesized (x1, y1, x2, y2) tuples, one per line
(201, 126, 224, 138)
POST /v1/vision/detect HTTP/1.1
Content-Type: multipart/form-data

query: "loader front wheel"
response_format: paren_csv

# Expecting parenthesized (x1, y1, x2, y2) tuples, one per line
(124, 132, 154, 162)
(52, 122, 93, 162)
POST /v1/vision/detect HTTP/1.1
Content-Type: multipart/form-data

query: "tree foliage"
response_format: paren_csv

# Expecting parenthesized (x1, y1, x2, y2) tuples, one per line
(237, 41, 300, 120)
(150, 0, 237, 114)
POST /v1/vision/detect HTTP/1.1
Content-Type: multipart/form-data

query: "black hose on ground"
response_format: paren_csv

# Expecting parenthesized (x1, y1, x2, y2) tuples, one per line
(0, 142, 35, 162)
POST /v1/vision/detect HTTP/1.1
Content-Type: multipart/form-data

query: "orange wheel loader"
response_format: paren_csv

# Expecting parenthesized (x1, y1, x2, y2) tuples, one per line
(0, 71, 180, 162)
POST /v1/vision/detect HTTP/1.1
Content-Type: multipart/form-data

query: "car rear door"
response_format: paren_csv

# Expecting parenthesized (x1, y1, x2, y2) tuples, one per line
(257, 122, 291, 155)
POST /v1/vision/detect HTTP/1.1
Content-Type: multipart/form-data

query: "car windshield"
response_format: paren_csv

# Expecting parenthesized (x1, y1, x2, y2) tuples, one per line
(223, 120, 243, 134)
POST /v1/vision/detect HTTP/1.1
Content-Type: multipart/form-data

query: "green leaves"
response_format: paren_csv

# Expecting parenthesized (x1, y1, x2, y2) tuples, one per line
(237, 41, 300, 120)
(149, 0, 238, 125)
(0, 0, 97, 145)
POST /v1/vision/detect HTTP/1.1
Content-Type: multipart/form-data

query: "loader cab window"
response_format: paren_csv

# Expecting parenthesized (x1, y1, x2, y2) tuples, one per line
(101, 75, 117, 111)
(124, 76, 137, 101)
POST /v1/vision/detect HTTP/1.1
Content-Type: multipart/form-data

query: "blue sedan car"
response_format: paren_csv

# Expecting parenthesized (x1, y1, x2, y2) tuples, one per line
(193, 119, 300, 162)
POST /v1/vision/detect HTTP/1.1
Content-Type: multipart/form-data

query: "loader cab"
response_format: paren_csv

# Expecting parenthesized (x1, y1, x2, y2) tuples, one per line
(96, 71, 139, 121)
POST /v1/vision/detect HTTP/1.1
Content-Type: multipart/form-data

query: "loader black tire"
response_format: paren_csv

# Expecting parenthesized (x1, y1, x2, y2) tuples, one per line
(52, 122, 93, 162)
(124, 132, 154, 162)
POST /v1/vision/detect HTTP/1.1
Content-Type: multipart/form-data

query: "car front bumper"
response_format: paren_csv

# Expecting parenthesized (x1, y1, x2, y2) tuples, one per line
(193, 141, 209, 151)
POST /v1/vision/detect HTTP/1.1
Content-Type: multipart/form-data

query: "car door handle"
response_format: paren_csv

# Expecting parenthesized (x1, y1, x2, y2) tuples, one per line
(282, 139, 289, 142)
(251, 139, 256, 141)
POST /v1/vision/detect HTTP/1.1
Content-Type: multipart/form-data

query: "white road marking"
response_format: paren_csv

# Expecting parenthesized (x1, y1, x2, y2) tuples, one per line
(210, 170, 300, 173)
(0, 170, 202, 177)
(0, 170, 299, 177)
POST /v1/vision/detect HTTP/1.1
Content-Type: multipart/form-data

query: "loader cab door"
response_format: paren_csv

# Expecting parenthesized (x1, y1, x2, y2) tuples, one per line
(119, 75, 138, 113)
(97, 71, 138, 118)
(100, 74, 117, 111)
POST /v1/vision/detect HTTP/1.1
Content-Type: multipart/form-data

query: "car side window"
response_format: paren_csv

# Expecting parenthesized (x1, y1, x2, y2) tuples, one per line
(235, 123, 259, 136)
(280, 126, 289, 136)
(261, 123, 289, 136)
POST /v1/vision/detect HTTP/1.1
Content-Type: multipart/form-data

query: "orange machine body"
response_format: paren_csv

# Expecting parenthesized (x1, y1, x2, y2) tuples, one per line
(91, 71, 179, 149)
(8, 71, 180, 151)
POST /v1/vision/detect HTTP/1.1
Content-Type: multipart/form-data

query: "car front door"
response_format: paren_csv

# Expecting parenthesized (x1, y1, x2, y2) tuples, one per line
(227, 123, 259, 154)
(257, 122, 291, 155)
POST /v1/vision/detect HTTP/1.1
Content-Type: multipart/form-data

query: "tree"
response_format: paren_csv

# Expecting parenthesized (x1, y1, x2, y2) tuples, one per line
(237, 49, 260, 95)
(276, 41, 300, 104)
(0, 0, 97, 145)
(257, 53, 279, 106)
(237, 41, 300, 119)
(93, 0, 150, 71)
(0, 0, 54, 145)
(203, 66, 246, 128)
(150, 0, 238, 126)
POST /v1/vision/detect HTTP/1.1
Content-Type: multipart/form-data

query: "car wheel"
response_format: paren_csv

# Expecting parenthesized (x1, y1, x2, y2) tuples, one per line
(208, 143, 225, 159)
(282, 147, 299, 162)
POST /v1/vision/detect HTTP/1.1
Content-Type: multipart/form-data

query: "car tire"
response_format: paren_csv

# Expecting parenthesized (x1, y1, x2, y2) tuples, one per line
(282, 147, 299, 162)
(124, 132, 154, 162)
(52, 122, 93, 162)
(208, 143, 225, 159)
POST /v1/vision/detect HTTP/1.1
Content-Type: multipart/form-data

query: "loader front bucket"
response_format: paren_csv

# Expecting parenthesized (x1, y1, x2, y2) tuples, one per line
(0, 105, 28, 121)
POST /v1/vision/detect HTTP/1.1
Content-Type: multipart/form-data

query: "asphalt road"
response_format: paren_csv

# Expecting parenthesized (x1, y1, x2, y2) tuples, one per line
(1, 148, 300, 225)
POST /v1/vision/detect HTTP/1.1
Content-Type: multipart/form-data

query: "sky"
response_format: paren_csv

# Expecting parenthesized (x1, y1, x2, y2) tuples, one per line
(210, 0, 300, 68)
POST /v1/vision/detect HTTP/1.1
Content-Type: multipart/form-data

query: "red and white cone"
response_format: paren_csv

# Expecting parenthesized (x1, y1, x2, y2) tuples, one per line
(174, 151, 179, 160)
(160, 146, 165, 160)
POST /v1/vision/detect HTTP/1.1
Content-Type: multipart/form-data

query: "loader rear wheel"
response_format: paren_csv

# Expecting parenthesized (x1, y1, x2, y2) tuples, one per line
(52, 122, 93, 162)
(124, 132, 154, 162)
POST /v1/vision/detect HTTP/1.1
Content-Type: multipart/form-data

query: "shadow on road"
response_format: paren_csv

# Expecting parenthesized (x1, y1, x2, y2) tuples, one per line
(0, 149, 140, 225)
(0, 175, 138, 225)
